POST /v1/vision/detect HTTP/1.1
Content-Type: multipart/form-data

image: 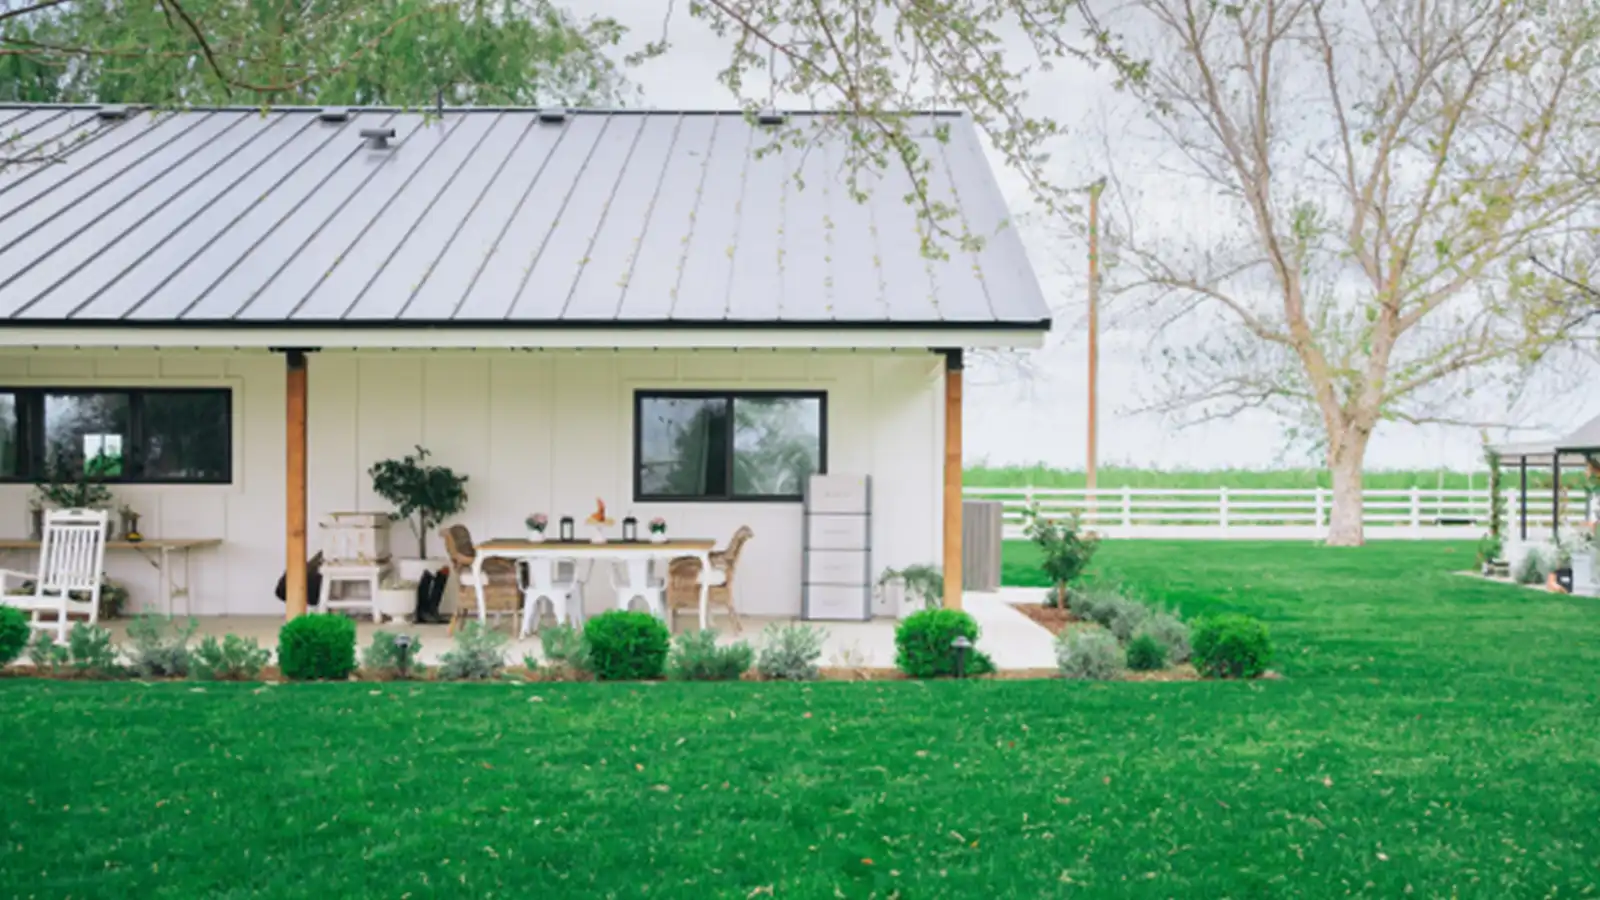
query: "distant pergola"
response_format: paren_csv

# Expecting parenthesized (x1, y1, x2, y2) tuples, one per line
(1493, 414, 1600, 541)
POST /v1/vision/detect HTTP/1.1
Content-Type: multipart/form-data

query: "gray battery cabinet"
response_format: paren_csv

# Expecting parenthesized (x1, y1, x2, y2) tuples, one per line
(802, 474, 872, 621)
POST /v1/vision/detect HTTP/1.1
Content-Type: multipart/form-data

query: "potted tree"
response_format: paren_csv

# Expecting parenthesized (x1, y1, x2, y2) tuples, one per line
(368, 446, 469, 582)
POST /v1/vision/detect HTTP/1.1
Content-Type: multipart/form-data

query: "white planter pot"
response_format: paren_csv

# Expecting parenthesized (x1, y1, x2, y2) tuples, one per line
(396, 557, 448, 583)
(375, 587, 416, 622)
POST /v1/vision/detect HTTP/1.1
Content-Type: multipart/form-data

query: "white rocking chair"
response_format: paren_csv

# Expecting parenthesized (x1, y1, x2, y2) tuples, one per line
(1, 508, 109, 644)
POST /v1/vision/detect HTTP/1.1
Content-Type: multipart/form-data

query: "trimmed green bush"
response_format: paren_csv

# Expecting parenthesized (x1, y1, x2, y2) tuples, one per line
(0, 605, 29, 667)
(278, 615, 357, 681)
(190, 635, 271, 681)
(755, 623, 824, 681)
(895, 609, 995, 678)
(581, 611, 671, 681)
(1191, 614, 1273, 679)
(1135, 613, 1191, 665)
(1055, 628, 1123, 680)
(1125, 634, 1167, 671)
(667, 629, 753, 681)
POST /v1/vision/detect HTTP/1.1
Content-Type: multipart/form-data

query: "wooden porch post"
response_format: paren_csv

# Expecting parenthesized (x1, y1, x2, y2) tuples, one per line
(942, 349, 963, 610)
(284, 349, 309, 620)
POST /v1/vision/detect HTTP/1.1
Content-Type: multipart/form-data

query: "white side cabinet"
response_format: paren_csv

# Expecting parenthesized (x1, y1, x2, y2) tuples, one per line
(802, 474, 872, 621)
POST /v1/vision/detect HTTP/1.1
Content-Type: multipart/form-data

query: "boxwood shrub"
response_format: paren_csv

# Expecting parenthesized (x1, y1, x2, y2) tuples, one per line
(894, 609, 995, 678)
(581, 610, 671, 681)
(279, 614, 357, 681)
(0, 605, 29, 667)
(1191, 613, 1273, 679)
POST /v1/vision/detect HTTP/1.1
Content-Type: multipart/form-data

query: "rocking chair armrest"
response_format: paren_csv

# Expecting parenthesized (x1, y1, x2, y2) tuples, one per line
(0, 568, 34, 588)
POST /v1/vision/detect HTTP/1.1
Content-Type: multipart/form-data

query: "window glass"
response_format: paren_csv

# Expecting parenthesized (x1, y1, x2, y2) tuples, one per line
(142, 392, 230, 480)
(636, 392, 824, 501)
(45, 392, 129, 478)
(0, 393, 18, 478)
(732, 396, 822, 496)
(638, 396, 730, 497)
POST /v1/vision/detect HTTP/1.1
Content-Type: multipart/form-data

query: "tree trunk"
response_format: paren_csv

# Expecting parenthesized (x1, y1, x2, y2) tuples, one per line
(1326, 440, 1370, 547)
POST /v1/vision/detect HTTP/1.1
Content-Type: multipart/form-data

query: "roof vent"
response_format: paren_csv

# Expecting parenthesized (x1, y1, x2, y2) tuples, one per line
(96, 104, 131, 121)
(537, 108, 568, 124)
(360, 127, 396, 149)
(318, 107, 351, 123)
(757, 108, 787, 126)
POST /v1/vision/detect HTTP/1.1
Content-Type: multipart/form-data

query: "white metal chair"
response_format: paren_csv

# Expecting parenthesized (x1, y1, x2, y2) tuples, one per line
(518, 558, 585, 636)
(609, 559, 664, 619)
(1, 508, 109, 643)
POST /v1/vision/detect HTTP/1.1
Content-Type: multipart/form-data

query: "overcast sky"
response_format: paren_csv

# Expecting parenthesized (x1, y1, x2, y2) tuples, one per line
(586, 1, 1600, 472)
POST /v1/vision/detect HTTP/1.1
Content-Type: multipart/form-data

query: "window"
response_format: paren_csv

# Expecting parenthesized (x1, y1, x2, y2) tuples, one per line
(0, 388, 231, 484)
(635, 391, 825, 501)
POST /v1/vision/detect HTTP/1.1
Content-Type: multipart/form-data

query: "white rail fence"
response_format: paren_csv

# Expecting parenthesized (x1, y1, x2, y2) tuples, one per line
(962, 486, 1593, 541)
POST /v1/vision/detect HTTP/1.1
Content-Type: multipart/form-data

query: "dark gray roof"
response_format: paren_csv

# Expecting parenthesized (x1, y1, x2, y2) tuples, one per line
(0, 105, 1049, 329)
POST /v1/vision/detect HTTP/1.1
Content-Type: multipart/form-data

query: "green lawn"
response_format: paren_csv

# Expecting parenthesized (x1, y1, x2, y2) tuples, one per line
(6, 542, 1600, 897)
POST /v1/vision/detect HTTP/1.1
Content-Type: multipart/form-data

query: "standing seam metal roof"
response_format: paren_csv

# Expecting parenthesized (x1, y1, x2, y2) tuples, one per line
(0, 105, 1050, 329)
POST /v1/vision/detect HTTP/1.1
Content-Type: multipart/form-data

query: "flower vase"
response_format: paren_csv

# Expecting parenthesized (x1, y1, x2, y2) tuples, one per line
(590, 526, 608, 545)
(650, 531, 667, 544)
(527, 530, 545, 543)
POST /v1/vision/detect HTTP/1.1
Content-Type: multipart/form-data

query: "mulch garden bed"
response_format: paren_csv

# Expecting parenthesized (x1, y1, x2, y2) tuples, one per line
(1014, 603, 1081, 636)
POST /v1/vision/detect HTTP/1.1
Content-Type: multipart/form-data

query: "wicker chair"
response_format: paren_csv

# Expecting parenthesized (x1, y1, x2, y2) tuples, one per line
(441, 525, 523, 635)
(666, 525, 753, 632)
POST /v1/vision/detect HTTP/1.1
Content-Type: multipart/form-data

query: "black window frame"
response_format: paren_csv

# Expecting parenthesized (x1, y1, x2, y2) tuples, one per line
(633, 389, 828, 503)
(0, 386, 234, 485)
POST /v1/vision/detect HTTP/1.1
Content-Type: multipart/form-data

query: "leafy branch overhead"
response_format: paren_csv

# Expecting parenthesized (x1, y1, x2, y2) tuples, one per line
(1, 0, 1142, 254)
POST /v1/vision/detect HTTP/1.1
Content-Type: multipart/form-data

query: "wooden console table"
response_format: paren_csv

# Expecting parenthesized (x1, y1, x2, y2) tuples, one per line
(0, 538, 222, 617)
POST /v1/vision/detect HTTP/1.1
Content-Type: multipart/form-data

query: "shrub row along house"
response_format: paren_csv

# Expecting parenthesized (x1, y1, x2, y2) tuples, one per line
(0, 105, 1049, 621)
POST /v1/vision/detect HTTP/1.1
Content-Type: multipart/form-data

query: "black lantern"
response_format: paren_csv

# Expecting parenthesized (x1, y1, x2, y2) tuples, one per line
(951, 635, 973, 679)
(559, 516, 575, 542)
(622, 516, 638, 542)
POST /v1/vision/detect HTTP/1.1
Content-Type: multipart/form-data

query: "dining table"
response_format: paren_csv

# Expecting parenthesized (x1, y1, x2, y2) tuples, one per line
(469, 537, 719, 629)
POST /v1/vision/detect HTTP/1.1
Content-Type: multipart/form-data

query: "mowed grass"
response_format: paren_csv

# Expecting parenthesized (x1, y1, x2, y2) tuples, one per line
(5, 543, 1600, 898)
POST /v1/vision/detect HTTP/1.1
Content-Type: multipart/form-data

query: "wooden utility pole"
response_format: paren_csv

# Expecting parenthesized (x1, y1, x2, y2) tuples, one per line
(1086, 179, 1105, 497)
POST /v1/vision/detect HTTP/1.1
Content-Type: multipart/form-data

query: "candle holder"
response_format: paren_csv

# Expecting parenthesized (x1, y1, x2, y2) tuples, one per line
(558, 516, 575, 542)
(622, 516, 638, 542)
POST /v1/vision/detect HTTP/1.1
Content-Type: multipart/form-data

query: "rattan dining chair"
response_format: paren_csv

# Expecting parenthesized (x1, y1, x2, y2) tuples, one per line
(665, 525, 753, 632)
(441, 525, 523, 636)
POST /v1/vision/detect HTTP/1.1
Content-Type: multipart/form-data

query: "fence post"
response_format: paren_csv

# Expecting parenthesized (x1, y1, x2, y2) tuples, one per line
(1410, 486, 1421, 536)
(1314, 487, 1326, 535)
(1122, 486, 1132, 530)
(1219, 486, 1230, 533)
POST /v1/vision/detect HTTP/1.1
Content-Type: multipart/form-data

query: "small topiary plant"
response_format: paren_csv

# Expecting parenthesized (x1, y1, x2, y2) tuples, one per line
(895, 609, 995, 678)
(1135, 613, 1191, 665)
(279, 614, 357, 681)
(667, 629, 753, 681)
(0, 605, 29, 667)
(125, 615, 198, 678)
(756, 623, 825, 681)
(1125, 633, 1167, 671)
(1055, 628, 1123, 680)
(1191, 613, 1273, 679)
(438, 621, 507, 680)
(581, 610, 671, 681)
(190, 634, 272, 681)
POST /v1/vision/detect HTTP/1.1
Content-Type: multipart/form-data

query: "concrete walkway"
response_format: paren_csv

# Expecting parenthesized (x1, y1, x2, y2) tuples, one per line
(85, 590, 1061, 672)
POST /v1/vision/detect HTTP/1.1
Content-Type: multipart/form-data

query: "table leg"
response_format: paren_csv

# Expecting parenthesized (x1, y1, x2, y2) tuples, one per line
(184, 549, 193, 618)
(472, 555, 487, 625)
(159, 546, 172, 617)
(697, 552, 710, 631)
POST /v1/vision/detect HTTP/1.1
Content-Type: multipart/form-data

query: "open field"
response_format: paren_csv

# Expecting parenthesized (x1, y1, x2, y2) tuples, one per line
(4, 542, 1599, 897)
(964, 464, 1488, 490)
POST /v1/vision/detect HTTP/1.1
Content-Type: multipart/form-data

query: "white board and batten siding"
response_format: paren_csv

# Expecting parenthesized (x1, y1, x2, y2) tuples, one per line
(0, 349, 946, 617)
